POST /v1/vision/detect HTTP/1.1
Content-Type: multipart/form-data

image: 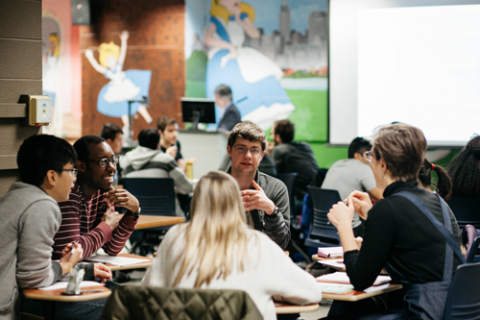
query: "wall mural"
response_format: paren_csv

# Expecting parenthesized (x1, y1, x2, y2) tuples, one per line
(185, 0, 328, 140)
(85, 31, 153, 137)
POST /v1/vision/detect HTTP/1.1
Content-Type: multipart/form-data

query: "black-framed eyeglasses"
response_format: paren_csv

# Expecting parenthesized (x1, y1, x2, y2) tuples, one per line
(365, 151, 373, 163)
(232, 145, 263, 156)
(88, 155, 119, 168)
(61, 168, 78, 177)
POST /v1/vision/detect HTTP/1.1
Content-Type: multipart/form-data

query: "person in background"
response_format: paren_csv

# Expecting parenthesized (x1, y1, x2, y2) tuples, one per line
(418, 159, 452, 199)
(121, 128, 193, 217)
(142, 171, 322, 320)
(157, 117, 185, 171)
(100, 123, 124, 185)
(226, 122, 290, 249)
(326, 123, 462, 319)
(52, 135, 140, 260)
(321, 137, 383, 236)
(447, 136, 480, 198)
(215, 84, 241, 132)
(269, 120, 318, 199)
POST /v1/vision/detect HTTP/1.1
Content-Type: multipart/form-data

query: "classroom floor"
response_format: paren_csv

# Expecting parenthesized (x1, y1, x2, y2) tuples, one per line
(121, 270, 332, 319)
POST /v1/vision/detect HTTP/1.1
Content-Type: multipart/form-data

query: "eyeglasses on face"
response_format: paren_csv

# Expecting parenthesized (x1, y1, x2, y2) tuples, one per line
(232, 145, 263, 156)
(88, 155, 119, 167)
(61, 168, 78, 177)
(365, 151, 373, 163)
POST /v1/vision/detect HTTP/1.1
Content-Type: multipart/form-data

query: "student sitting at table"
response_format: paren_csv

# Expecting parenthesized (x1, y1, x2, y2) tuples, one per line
(52, 135, 141, 259)
(157, 116, 185, 170)
(226, 122, 290, 249)
(325, 123, 463, 320)
(0, 135, 110, 320)
(142, 171, 322, 320)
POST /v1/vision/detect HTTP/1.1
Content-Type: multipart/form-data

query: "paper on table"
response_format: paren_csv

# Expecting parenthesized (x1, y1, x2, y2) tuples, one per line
(364, 283, 390, 293)
(317, 247, 344, 258)
(317, 272, 392, 286)
(317, 283, 354, 294)
(38, 281, 102, 291)
(317, 259, 345, 269)
(84, 255, 150, 266)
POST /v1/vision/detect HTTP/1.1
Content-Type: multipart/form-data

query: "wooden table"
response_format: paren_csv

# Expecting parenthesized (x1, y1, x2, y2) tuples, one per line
(322, 284, 403, 302)
(23, 285, 110, 302)
(103, 253, 153, 271)
(275, 302, 319, 314)
(134, 215, 185, 230)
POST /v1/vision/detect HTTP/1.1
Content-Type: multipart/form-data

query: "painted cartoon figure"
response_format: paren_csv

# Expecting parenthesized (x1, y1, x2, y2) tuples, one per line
(43, 33, 63, 136)
(85, 31, 152, 137)
(204, 0, 295, 130)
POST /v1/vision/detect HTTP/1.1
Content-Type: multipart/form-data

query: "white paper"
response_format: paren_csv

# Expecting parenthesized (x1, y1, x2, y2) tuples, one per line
(317, 272, 391, 286)
(364, 283, 390, 293)
(38, 281, 102, 291)
(317, 247, 344, 258)
(317, 259, 345, 270)
(317, 283, 354, 294)
(84, 255, 150, 266)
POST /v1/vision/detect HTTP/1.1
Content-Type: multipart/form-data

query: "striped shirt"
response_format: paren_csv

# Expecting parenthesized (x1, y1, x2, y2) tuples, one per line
(52, 183, 137, 259)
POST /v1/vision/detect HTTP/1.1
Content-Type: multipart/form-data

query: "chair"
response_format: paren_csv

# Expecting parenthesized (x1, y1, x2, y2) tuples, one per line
(447, 198, 480, 229)
(304, 187, 341, 248)
(444, 262, 480, 319)
(99, 286, 262, 320)
(122, 178, 176, 255)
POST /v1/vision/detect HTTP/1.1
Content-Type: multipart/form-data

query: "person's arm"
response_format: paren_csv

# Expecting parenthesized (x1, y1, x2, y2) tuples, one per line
(17, 201, 82, 288)
(263, 180, 291, 249)
(204, 21, 236, 57)
(85, 49, 107, 74)
(53, 200, 113, 259)
(118, 30, 129, 66)
(170, 165, 193, 195)
(235, 15, 260, 39)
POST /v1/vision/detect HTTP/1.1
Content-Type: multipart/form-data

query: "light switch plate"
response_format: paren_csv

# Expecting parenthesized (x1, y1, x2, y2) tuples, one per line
(29, 95, 52, 126)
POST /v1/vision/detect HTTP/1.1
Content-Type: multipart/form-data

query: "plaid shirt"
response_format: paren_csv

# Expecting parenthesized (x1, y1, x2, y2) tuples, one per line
(52, 182, 137, 259)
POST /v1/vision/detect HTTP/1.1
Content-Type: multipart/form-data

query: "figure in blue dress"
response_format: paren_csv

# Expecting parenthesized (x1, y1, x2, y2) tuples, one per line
(204, 0, 295, 130)
(85, 31, 152, 137)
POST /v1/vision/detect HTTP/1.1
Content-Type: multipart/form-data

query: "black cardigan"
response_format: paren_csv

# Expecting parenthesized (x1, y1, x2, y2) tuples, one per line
(344, 181, 462, 291)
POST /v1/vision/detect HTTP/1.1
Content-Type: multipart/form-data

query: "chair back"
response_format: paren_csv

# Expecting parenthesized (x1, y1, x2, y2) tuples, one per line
(276, 173, 297, 216)
(447, 198, 480, 229)
(444, 262, 480, 319)
(123, 178, 175, 216)
(307, 186, 341, 246)
(100, 286, 263, 320)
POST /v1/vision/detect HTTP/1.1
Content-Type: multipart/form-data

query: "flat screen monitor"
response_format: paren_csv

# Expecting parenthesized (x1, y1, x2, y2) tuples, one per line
(181, 98, 216, 130)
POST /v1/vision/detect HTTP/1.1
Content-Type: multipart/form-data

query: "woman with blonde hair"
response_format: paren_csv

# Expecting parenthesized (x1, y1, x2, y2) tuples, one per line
(142, 171, 322, 319)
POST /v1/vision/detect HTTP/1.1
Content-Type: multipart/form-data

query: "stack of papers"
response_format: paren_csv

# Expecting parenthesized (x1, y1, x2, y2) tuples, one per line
(317, 272, 392, 286)
(39, 281, 102, 291)
(317, 259, 345, 270)
(84, 256, 150, 266)
(317, 247, 343, 258)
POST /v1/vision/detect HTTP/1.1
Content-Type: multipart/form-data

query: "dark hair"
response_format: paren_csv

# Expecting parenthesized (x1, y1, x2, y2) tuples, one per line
(214, 84, 232, 100)
(419, 159, 452, 199)
(274, 120, 295, 144)
(348, 137, 372, 159)
(138, 128, 160, 150)
(17, 135, 77, 187)
(73, 135, 106, 163)
(228, 122, 267, 150)
(372, 123, 427, 182)
(448, 136, 480, 198)
(99, 123, 123, 141)
(157, 117, 178, 132)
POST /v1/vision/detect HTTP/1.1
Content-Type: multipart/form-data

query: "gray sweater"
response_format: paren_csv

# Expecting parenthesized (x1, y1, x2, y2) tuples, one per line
(0, 182, 63, 320)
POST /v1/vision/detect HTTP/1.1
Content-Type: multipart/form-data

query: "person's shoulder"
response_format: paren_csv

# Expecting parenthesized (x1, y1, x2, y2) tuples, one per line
(257, 171, 287, 193)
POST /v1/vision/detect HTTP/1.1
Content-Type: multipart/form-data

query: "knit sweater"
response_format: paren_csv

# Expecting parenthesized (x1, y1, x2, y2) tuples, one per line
(142, 224, 322, 320)
(0, 182, 63, 320)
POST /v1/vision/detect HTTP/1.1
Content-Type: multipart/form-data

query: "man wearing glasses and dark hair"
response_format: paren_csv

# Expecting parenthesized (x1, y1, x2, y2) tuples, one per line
(52, 135, 140, 259)
(227, 123, 290, 249)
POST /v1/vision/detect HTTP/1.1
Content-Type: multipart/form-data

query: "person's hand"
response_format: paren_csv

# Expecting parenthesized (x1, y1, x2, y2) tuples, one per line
(106, 189, 140, 213)
(229, 45, 237, 59)
(101, 203, 120, 231)
(240, 181, 275, 215)
(85, 49, 94, 59)
(347, 190, 373, 220)
(62, 242, 77, 257)
(59, 243, 84, 274)
(120, 30, 129, 41)
(327, 200, 354, 229)
(166, 146, 178, 159)
(266, 141, 274, 156)
(355, 236, 363, 250)
(93, 263, 112, 283)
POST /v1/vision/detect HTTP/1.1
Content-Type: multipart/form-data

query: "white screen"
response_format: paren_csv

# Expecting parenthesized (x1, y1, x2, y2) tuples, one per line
(330, 0, 480, 146)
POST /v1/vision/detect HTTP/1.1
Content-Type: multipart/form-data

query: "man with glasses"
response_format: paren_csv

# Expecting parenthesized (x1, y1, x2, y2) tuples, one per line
(321, 137, 382, 236)
(227, 123, 290, 249)
(52, 135, 140, 259)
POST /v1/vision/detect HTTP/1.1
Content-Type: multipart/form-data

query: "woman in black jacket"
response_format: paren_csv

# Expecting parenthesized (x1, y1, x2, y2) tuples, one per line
(326, 123, 463, 320)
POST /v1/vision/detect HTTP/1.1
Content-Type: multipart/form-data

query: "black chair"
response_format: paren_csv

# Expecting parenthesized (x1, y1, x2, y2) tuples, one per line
(304, 187, 341, 248)
(123, 178, 176, 255)
(447, 198, 480, 229)
(444, 262, 480, 319)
